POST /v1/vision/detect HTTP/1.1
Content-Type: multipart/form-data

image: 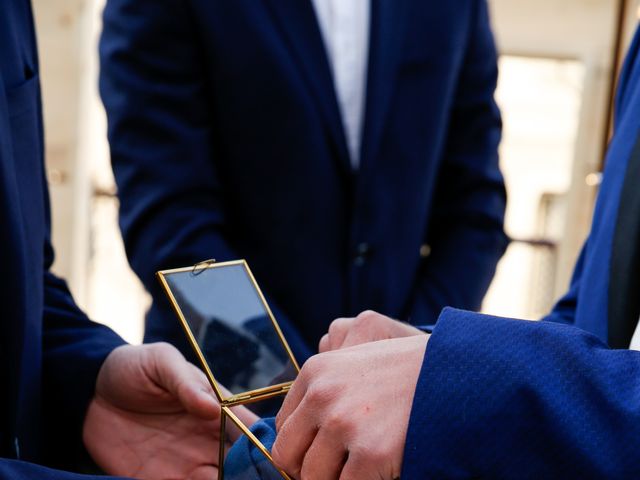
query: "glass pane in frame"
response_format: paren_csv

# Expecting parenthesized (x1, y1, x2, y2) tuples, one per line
(157, 260, 300, 404)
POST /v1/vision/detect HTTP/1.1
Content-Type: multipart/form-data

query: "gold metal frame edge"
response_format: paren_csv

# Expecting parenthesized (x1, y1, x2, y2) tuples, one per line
(223, 407, 292, 480)
(157, 259, 299, 480)
(155, 259, 300, 405)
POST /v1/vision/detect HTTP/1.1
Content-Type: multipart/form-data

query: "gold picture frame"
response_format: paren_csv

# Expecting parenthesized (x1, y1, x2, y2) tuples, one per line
(157, 259, 299, 480)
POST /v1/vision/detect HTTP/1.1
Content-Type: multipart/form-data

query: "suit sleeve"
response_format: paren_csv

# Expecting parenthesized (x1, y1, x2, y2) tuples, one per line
(98, 0, 308, 357)
(402, 307, 640, 479)
(41, 174, 125, 468)
(408, 0, 508, 325)
(0, 459, 128, 479)
(541, 241, 587, 326)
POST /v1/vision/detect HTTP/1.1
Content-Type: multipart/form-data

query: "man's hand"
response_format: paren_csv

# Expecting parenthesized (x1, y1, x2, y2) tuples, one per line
(272, 334, 429, 480)
(83, 343, 259, 480)
(319, 311, 425, 353)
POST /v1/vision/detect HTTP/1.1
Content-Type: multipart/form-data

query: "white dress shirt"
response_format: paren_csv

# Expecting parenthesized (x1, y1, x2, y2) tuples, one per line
(630, 318, 640, 350)
(311, 0, 370, 168)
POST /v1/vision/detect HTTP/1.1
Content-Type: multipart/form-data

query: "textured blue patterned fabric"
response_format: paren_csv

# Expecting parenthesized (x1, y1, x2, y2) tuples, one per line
(403, 25, 640, 479)
(225, 419, 281, 480)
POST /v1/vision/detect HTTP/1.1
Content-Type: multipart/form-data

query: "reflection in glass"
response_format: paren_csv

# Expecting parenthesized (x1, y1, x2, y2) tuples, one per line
(163, 263, 296, 396)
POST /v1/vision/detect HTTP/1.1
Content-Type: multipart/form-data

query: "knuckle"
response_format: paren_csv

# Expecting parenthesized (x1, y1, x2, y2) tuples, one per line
(358, 444, 388, 466)
(151, 341, 179, 359)
(324, 411, 352, 436)
(355, 310, 377, 326)
(152, 341, 173, 352)
(329, 317, 349, 336)
(303, 355, 325, 376)
(306, 383, 334, 406)
(356, 310, 374, 320)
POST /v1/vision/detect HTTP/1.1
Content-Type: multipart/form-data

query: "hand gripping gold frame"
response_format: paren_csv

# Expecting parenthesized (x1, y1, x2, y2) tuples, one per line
(157, 260, 299, 480)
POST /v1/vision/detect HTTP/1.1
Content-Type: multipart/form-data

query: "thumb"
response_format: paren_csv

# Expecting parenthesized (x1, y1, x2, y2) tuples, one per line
(148, 343, 221, 419)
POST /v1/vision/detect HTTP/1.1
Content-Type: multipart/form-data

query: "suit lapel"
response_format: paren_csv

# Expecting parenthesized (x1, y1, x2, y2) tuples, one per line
(262, 0, 351, 171)
(360, 0, 407, 170)
(608, 131, 640, 348)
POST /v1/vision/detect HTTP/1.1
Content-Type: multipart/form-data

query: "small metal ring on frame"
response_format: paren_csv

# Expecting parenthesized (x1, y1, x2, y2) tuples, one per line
(192, 259, 217, 276)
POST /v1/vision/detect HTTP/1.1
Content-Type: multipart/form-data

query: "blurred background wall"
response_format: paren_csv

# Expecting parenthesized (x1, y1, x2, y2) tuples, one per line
(32, 0, 640, 344)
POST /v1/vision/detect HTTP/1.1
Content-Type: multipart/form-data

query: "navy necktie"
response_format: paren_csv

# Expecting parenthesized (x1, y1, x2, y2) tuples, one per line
(608, 131, 640, 348)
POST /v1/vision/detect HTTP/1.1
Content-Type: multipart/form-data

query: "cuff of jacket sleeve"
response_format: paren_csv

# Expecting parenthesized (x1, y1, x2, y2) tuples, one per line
(401, 308, 536, 478)
(43, 322, 125, 470)
(400, 305, 613, 479)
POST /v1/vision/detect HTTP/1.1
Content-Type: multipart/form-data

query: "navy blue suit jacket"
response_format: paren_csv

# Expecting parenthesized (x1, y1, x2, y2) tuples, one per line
(99, 0, 508, 357)
(0, 1, 125, 477)
(403, 27, 640, 478)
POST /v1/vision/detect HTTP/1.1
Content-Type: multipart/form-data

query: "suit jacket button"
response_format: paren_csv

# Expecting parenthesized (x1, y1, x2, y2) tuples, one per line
(420, 244, 432, 258)
(353, 243, 371, 266)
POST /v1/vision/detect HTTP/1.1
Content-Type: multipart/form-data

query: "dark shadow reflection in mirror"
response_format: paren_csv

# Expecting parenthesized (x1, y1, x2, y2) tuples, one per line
(164, 263, 297, 398)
